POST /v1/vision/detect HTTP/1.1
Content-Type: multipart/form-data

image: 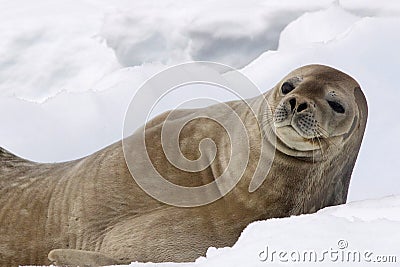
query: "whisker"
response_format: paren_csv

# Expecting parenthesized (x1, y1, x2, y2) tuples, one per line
(315, 132, 325, 160)
(316, 127, 340, 150)
(311, 136, 315, 164)
(315, 125, 329, 138)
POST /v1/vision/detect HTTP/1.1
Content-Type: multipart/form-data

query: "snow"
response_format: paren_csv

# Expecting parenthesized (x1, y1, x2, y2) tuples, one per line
(1, 0, 400, 266)
(0, 0, 120, 101)
(99, 0, 331, 69)
(278, 5, 360, 50)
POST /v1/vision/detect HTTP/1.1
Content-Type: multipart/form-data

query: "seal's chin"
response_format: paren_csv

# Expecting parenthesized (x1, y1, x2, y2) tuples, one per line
(275, 126, 320, 151)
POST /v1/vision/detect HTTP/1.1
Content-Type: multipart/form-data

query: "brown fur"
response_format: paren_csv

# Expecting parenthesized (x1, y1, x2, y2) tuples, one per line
(0, 65, 367, 266)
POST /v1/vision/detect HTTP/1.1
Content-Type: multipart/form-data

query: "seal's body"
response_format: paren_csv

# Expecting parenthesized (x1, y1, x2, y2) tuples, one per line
(0, 65, 367, 266)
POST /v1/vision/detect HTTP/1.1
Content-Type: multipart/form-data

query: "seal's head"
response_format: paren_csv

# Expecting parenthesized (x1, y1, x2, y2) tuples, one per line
(265, 64, 367, 160)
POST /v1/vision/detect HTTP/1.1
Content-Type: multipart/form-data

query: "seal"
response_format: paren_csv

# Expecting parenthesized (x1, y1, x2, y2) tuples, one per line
(0, 64, 367, 266)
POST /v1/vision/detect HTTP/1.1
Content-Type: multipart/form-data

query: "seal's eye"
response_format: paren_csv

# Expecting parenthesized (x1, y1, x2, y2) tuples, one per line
(327, 100, 345, 113)
(281, 82, 295, 94)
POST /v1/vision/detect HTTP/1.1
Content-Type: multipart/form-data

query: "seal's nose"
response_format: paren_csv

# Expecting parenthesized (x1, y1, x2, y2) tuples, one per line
(288, 97, 310, 113)
(289, 98, 296, 111)
(297, 102, 308, 112)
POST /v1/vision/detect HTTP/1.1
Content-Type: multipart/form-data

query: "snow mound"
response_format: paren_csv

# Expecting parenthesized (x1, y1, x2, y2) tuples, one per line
(100, 0, 330, 69)
(279, 4, 360, 50)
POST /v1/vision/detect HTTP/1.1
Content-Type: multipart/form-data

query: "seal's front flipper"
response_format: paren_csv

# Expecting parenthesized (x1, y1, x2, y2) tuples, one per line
(48, 249, 121, 266)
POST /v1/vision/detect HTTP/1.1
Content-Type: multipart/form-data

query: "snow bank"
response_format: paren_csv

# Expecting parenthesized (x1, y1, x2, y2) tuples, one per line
(100, 0, 331, 69)
(278, 5, 360, 50)
(0, 63, 167, 162)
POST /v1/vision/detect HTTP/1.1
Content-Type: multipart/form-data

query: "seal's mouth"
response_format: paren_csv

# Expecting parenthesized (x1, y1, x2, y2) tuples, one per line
(275, 125, 321, 151)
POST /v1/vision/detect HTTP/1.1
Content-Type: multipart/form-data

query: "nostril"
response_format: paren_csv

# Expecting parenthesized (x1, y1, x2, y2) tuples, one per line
(289, 98, 296, 111)
(297, 102, 308, 112)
